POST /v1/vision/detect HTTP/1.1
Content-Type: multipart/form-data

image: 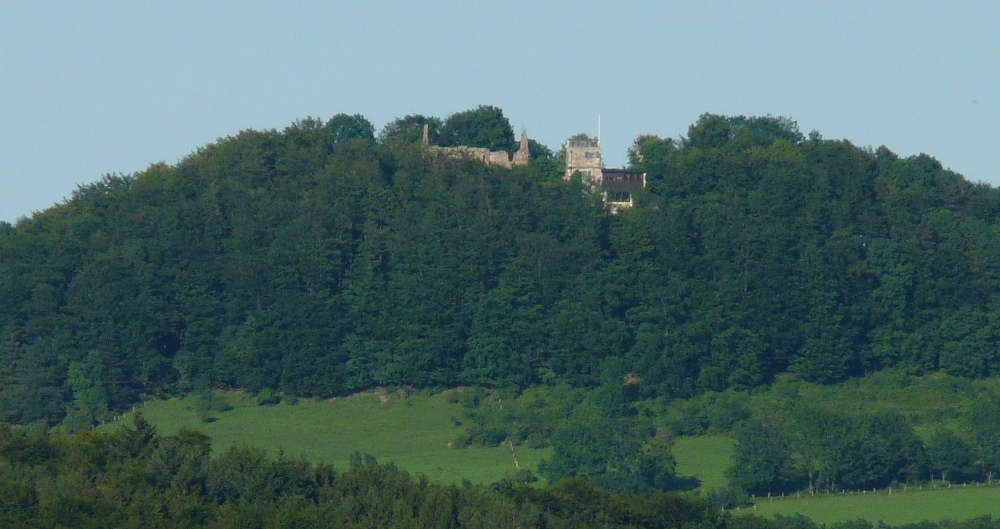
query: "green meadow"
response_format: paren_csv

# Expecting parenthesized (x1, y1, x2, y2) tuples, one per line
(673, 435, 735, 491)
(107, 378, 1000, 526)
(111, 388, 550, 485)
(118, 389, 739, 491)
(673, 435, 1000, 526)
(752, 485, 1000, 525)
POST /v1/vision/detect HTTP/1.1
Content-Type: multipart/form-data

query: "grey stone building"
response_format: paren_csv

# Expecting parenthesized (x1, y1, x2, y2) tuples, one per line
(564, 137, 645, 209)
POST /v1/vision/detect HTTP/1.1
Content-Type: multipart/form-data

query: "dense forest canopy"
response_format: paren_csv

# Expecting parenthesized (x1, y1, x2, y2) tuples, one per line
(2, 107, 999, 428)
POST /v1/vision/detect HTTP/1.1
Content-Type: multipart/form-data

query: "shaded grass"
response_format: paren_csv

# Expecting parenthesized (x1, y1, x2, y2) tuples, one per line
(752, 484, 1000, 525)
(673, 435, 735, 491)
(112, 389, 550, 485)
(107, 370, 1000, 525)
(752, 370, 1000, 438)
(649, 370, 1000, 448)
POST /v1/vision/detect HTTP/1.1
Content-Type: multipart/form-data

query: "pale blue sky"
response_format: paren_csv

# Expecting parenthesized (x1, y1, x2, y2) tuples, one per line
(2, 1, 998, 223)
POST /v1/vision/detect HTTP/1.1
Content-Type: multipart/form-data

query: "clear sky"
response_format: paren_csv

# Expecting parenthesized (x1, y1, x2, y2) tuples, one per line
(2, 1, 998, 223)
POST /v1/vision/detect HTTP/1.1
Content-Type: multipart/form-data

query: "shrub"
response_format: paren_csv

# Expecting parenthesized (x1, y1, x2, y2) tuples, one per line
(707, 486, 751, 509)
(256, 389, 280, 406)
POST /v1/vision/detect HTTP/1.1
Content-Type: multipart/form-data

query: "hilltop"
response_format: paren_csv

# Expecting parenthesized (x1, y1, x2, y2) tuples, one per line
(2, 107, 999, 429)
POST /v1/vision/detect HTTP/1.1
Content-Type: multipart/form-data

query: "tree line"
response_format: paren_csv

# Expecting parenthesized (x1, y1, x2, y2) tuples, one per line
(726, 393, 1000, 496)
(4, 417, 1000, 529)
(0, 416, 718, 529)
(3, 108, 1000, 429)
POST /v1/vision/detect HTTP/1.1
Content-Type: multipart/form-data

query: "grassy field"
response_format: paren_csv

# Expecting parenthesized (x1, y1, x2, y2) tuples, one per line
(673, 435, 735, 491)
(667, 430, 1000, 525)
(105, 376, 1000, 526)
(116, 389, 736, 490)
(752, 484, 1000, 525)
(651, 370, 1000, 445)
(109, 388, 550, 485)
(749, 371, 1000, 437)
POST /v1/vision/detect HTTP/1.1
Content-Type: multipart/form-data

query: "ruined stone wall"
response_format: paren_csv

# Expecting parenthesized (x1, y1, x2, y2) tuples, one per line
(513, 131, 530, 166)
(429, 145, 513, 168)
(487, 151, 512, 168)
(423, 124, 529, 169)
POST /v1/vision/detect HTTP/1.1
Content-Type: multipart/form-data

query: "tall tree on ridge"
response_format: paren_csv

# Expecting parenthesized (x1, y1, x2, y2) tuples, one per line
(439, 105, 515, 153)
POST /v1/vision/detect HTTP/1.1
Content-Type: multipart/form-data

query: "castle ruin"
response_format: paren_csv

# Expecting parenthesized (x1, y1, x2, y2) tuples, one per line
(421, 123, 646, 209)
(423, 124, 530, 169)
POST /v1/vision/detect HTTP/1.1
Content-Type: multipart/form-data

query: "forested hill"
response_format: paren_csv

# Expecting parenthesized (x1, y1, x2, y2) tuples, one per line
(2, 109, 999, 426)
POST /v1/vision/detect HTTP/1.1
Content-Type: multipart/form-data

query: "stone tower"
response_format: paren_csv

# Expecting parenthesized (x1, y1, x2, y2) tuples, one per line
(564, 136, 602, 187)
(513, 131, 530, 166)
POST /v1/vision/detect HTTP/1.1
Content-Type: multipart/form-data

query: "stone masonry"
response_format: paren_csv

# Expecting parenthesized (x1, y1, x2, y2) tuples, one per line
(423, 124, 530, 169)
(421, 122, 645, 209)
(564, 137, 603, 187)
(564, 136, 646, 209)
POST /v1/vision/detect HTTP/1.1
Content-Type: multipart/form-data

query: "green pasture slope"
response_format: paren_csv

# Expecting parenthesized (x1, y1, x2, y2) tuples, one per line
(751, 371, 1000, 436)
(673, 435, 735, 490)
(666, 435, 1000, 526)
(108, 374, 1000, 526)
(113, 389, 550, 485)
(753, 485, 1000, 525)
(122, 389, 736, 490)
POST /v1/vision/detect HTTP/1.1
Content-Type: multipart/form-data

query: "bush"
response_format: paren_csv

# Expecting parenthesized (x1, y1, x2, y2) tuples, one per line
(524, 433, 549, 449)
(706, 392, 749, 432)
(455, 387, 488, 409)
(506, 468, 538, 484)
(256, 389, 280, 406)
(707, 486, 751, 509)
(192, 391, 232, 422)
(668, 403, 709, 436)
(477, 429, 507, 447)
